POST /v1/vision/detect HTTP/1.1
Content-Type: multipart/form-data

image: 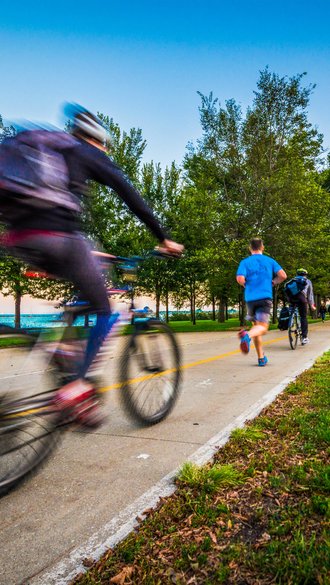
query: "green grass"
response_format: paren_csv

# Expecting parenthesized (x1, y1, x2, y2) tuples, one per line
(0, 316, 324, 347)
(167, 316, 324, 333)
(72, 350, 330, 585)
(177, 462, 245, 493)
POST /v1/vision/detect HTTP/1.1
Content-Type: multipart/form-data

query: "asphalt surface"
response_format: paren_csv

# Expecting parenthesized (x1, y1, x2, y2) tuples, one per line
(0, 321, 329, 585)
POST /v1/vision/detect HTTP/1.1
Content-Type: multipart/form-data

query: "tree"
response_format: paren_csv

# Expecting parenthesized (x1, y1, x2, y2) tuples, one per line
(184, 69, 327, 321)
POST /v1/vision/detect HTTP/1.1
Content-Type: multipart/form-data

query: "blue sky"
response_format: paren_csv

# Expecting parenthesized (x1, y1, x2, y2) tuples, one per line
(1, 1, 330, 167)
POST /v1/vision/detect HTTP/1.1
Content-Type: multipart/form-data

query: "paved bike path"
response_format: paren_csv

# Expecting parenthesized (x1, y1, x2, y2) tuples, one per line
(0, 322, 329, 585)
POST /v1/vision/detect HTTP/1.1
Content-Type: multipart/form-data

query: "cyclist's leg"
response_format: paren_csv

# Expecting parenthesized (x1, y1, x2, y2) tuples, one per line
(5, 232, 112, 427)
(297, 296, 308, 338)
(7, 231, 111, 377)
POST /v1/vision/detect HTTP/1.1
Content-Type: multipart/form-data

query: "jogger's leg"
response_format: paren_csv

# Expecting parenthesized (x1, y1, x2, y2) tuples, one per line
(249, 321, 268, 359)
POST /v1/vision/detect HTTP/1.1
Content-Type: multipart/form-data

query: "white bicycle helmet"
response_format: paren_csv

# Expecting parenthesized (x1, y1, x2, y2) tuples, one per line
(63, 102, 108, 145)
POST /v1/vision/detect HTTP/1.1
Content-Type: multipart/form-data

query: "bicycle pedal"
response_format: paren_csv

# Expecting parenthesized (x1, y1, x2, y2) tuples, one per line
(145, 366, 162, 373)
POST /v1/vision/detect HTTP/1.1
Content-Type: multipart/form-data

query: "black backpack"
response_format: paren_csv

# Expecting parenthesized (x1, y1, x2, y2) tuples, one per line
(278, 306, 290, 330)
(0, 129, 80, 224)
(284, 276, 307, 300)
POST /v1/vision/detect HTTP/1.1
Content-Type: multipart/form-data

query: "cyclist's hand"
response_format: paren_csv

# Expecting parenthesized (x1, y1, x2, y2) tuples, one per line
(157, 239, 184, 257)
(92, 251, 116, 259)
(311, 304, 316, 312)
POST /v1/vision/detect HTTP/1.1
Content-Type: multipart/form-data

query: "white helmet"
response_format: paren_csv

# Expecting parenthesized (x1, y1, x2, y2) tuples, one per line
(63, 102, 109, 145)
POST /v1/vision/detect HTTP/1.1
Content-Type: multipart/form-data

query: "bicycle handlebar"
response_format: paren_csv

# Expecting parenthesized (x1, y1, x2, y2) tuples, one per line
(92, 248, 182, 266)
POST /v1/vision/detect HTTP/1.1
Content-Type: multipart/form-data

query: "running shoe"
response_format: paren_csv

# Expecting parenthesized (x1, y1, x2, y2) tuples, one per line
(302, 337, 310, 345)
(258, 356, 268, 367)
(238, 329, 251, 354)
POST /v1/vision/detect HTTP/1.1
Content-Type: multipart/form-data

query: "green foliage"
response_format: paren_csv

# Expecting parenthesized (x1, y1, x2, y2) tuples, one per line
(1, 66, 329, 324)
(183, 68, 329, 316)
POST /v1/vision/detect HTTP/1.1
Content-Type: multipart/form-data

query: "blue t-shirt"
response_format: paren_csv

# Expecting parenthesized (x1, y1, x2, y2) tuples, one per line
(236, 254, 282, 302)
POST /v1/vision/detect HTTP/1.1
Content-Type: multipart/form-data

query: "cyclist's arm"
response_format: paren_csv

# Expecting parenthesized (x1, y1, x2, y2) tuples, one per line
(306, 281, 315, 309)
(272, 269, 287, 285)
(88, 150, 169, 242)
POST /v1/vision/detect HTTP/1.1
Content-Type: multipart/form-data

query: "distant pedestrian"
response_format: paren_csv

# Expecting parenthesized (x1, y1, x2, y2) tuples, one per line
(236, 238, 287, 366)
(319, 302, 327, 323)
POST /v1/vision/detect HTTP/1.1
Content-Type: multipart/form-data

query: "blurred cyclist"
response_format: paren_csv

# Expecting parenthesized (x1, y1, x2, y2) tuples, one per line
(3, 104, 184, 425)
(287, 269, 316, 344)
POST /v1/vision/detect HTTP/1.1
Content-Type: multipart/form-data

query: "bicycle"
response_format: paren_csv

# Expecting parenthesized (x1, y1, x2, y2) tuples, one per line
(0, 250, 182, 495)
(288, 303, 303, 350)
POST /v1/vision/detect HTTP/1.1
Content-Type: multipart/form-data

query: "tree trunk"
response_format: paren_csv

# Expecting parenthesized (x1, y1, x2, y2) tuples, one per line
(238, 291, 245, 326)
(165, 288, 169, 323)
(212, 296, 216, 321)
(14, 290, 22, 329)
(238, 295, 246, 327)
(218, 299, 225, 323)
(225, 301, 228, 321)
(155, 293, 160, 319)
(315, 293, 320, 316)
(190, 283, 196, 325)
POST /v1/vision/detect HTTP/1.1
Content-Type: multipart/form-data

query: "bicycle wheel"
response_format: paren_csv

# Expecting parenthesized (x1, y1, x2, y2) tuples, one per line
(119, 319, 182, 425)
(0, 332, 61, 496)
(288, 313, 298, 350)
(297, 315, 303, 345)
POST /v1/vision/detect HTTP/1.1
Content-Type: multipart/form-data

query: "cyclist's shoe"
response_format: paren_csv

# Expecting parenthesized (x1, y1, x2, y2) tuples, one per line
(74, 397, 105, 429)
(238, 329, 250, 354)
(258, 356, 268, 367)
(54, 380, 105, 429)
(302, 337, 310, 345)
(54, 379, 95, 408)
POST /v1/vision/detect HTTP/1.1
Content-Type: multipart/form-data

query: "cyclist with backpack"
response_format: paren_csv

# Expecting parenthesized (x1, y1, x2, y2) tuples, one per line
(284, 269, 316, 345)
(0, 105, 184, 426)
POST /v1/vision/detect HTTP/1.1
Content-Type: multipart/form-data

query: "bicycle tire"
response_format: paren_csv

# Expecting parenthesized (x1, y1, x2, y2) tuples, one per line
(296, 315, 303, 345)
(0, 335, 61, 496)
(288, 313, 298, 350)
(119, 319, 182, 425)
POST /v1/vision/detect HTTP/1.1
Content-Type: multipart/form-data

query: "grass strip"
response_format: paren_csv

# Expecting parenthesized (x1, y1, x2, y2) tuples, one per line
(168, 317, 326, 333)
(72, 351, 330, 585)
(0, 317, 325, 347)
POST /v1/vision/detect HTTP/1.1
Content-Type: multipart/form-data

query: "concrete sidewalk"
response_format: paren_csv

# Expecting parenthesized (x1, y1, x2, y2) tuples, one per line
(0, 322, 329, 585)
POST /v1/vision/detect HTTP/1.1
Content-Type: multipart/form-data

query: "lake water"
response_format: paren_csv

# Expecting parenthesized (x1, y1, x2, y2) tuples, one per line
(0, 310, 190, 328)
(0, 314, 88, 328)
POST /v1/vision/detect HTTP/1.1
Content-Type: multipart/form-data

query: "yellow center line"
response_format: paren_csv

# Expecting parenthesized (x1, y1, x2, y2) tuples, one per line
(4, 326, 323, 418)
(100, 333, 289, 393)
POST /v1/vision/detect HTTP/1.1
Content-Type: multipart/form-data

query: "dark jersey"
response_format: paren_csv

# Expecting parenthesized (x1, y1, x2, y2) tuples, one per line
(9, 139, 168, 241)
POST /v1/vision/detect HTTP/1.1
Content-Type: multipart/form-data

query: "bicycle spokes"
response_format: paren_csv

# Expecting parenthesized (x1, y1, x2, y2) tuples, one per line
(119, 320, 181, 425)
(135, 333, 165, 373)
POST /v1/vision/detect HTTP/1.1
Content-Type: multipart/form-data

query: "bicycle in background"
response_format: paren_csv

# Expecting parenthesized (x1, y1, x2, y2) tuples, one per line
(0, 250, 182, 495)
(288, 303, 303, 350)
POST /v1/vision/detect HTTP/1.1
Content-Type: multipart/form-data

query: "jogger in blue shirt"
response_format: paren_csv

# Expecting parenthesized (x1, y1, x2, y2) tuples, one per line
(236, 238, 287, 366)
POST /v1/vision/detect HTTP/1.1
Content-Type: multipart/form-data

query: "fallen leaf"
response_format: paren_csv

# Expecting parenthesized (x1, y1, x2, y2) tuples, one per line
(110, 565, 134, 584)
